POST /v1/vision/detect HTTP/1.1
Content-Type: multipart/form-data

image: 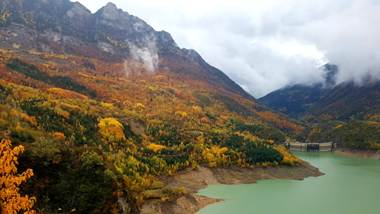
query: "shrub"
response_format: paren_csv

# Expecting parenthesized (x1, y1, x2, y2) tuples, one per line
(224, 134, 245, 150)
(244, 142, 283, 164)
(98, 118, 126, 142)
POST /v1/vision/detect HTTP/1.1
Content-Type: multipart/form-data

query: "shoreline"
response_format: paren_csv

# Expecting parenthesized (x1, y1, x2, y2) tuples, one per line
(334, 149, 380, 160)
(141, 162, 323, 214)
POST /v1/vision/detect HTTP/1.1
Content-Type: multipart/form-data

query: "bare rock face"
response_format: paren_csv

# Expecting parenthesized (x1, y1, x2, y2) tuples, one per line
(97, 2, 120, 21)
(66, 2, 91, 18)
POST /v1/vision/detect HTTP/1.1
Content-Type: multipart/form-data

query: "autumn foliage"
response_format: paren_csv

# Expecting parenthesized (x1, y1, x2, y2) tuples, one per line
(0, 139, 36, 214)
(98, 118, 126, 142)
(0, 50, 306, 213)
(257, 111, 304, 134)
(202, 145, 229, 167)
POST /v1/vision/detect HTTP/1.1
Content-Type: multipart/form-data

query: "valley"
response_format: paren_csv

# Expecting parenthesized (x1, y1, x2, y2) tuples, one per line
(0, 0, 379, 214)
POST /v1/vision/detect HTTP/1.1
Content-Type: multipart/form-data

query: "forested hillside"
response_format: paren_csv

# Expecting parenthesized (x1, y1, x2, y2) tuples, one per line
(260, 64, 380, 150)
(0, 0, 303, 212)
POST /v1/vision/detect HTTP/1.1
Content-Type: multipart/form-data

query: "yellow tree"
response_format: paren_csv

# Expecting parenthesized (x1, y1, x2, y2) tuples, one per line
(98, 118, 126, 142)
(0, 139, 36, 214)
(202, 146, 228, 167)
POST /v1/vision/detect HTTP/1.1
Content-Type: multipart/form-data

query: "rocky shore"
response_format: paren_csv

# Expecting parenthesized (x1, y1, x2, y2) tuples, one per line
(141, 162, 323, 214)
(335, 149, 380, 160)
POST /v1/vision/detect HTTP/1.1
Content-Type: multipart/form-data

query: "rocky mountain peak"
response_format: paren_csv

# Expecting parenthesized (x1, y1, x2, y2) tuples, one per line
(66, 2, 91, 18)
(0, 0, 253, 100)
(96, 2, 125, 21)
(104, 2, 118, 10)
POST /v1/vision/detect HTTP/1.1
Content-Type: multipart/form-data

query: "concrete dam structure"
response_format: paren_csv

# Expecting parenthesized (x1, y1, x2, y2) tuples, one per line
(286, 142, 336, 152)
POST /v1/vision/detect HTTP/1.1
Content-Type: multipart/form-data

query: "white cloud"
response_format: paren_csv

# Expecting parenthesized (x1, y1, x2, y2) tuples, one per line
(74, 0, 380, 97)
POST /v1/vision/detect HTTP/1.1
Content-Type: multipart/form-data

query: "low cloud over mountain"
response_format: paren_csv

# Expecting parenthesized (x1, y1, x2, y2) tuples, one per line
(77, 0, 380, 97)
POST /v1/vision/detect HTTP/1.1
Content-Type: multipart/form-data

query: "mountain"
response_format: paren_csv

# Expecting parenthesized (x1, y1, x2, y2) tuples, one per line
(259, 84, 326, 118)
(259, 64, 380, 150)
(307, 81, 380, 120)
(259, 63, 380, 121)
(0, 0, 252, 100)
(0, 0, 303, 133)
(0, 0, 303, 213)
(259, 64, 338, 118)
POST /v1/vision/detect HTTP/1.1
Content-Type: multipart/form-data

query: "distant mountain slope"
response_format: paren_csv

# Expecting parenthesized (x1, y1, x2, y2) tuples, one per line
(259, 64, 380, 150)
(308, 81, 380, 120)
(260, 63, 380, 121)
(260, 78, 380, 121)
(259, 84, 326, 118)
(259, 64, 338, 118)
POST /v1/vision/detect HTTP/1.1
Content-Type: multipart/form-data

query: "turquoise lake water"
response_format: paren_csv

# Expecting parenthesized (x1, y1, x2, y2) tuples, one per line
(198, 152, 380, 214)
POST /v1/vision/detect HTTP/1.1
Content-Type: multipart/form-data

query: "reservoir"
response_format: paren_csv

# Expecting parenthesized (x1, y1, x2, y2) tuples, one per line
(198, 152, 380, 214)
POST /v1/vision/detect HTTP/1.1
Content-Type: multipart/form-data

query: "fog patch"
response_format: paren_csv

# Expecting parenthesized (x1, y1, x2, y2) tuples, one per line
(78, 0, 380, 97)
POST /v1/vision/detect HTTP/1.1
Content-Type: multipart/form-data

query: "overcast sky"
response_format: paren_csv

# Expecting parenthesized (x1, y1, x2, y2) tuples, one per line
(75, 0, 380, 98)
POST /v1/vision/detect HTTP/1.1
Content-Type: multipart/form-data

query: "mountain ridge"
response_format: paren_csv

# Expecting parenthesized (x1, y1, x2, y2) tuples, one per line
(259, 64, 339, 118)
(260, 79, 380, 121)
(0, 0, 254, 99)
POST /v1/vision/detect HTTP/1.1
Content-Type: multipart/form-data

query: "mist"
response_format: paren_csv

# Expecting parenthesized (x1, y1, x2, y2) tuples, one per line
(76, 0, 380, 97)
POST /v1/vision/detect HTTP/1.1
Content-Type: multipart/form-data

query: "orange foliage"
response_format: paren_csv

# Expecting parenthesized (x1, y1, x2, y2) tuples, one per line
(10, 110, 37, 126)
(135, 103, 145, 112)
(334, 124, 344, 129)
(202, 145, 229, 167)
(98, 118, 126, 142)
(0, 139, 36, 214)
(236, 131, 259, 142)
(257, 111, 303, 133)
(191, 105, 202, 114)
(52, 132, 65, 141)
(175, 111, 188, 118)
(100, 102, 114, 109)
(200, 117, 210, 124)
(366, 121, 380, 126)
(367, 114, 380, 121)
(47, 87, 88, 100)
(146, 143, 166, 153)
